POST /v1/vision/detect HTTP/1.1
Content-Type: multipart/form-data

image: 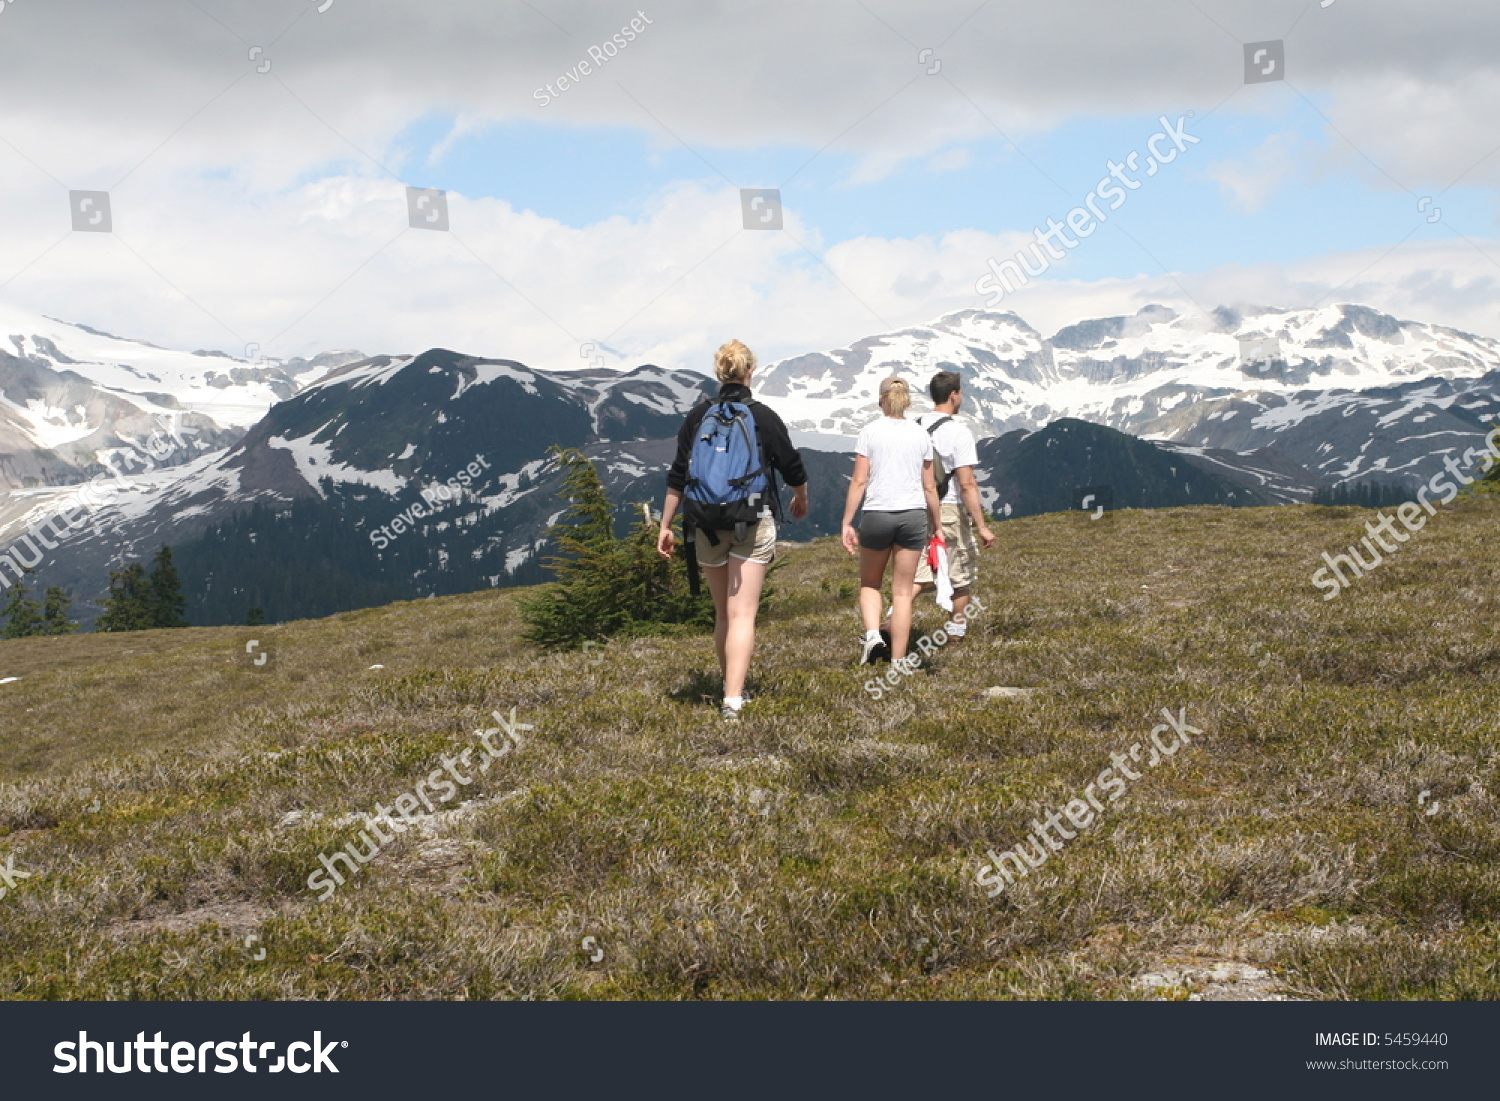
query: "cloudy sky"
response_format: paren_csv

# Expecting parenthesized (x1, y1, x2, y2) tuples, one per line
(0, 0, 1497, 371)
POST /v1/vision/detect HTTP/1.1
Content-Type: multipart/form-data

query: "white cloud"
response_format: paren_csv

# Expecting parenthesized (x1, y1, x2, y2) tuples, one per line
(926, 146, 972, 174)
(8, 156, 1498, 378)
(2, 0, 1497, 189)
(1207, 131, 1302, 213)
(992, 236, 1500, 343)
(0, 0, 1497, 366)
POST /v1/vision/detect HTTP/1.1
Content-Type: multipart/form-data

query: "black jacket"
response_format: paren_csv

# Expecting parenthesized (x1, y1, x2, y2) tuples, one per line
(667, 383, 807, 519)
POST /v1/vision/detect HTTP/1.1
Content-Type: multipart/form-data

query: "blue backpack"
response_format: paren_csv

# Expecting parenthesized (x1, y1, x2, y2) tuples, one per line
(683, 401, 771, 545)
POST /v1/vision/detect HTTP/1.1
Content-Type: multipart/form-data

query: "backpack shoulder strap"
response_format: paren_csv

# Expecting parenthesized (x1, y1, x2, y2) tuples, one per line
(926, 415, 955, 499)
(743, 400, 784, 517)
(727, 411, 768, 488)
(686, 401, 714, 439)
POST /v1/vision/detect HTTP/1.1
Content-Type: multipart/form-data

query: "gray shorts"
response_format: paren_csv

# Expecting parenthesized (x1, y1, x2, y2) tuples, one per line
(859, 509, 928, 552)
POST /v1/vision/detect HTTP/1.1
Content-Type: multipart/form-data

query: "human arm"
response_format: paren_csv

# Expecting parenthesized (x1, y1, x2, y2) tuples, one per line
(841, 454, 869, 555)
(660, 405, 708, 558)
(751, 401, 807, 487)
(921, 461, 942, 538)
(657, 487, 683, 558)
(751, 402, 809, 519)
(788, 482, 808, 520)
(954, 467, 996, 548)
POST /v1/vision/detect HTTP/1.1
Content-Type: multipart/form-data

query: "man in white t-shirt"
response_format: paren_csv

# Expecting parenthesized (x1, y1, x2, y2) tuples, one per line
(913, 371, 995, 640)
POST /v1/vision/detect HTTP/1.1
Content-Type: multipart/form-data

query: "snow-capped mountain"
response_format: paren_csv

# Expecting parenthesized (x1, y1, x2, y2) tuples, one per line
(0, 349, 721, 624)
(0, 343, 1302, 628)
(1137, 370, 1500, 487)
(5, 298, 1499, 628)
(0, 301, 362, 490)
(755, 303, 1500, 488)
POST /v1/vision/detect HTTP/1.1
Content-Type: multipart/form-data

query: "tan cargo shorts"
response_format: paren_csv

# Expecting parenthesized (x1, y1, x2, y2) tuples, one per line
(695, 517, 777, 568)
(914, 504, 978, 590)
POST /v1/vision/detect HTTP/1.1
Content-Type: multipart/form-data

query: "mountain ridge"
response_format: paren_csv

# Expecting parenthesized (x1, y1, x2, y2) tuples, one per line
(2, 298, 1496, 626)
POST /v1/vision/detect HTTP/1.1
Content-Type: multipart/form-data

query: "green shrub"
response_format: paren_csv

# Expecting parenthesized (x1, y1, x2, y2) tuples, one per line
(519, 448, 709, 649)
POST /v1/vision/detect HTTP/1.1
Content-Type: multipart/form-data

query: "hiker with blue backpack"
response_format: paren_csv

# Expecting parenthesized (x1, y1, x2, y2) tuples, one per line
(657, 340, 808, 721)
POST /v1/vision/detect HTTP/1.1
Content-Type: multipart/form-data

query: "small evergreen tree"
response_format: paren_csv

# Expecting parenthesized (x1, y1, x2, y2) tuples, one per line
(246, 606, 266, 627)
(1313, 480, 1411, 508)
(96, 563, 153, 632)
(1, 573, 43, 639)
(97, 547, 189, 632)
(519, 448, 708, 649)
(147, 545, 189, 628)
(40, 587, 79, 635)
(616, 504, 715, 629)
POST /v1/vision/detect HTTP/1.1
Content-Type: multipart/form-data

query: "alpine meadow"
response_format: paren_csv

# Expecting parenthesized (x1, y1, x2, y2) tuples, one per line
(3, 484, 1498, 1001)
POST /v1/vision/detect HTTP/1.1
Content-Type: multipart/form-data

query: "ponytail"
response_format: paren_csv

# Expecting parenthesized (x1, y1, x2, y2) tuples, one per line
(879, 376, 912, 417)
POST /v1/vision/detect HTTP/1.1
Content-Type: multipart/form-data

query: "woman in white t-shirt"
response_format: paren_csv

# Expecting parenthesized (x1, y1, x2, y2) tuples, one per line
(840, 377, 942, 665)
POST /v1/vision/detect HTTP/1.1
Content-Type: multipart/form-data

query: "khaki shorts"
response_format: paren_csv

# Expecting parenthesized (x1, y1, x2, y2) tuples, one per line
(914, 504, 978, 590)
(695, 517, 777, 568)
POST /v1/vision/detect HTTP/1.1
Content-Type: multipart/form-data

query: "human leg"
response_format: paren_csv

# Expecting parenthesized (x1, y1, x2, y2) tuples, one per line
(889, 545, 923, 660)
(720, 555, 767, 701)
(703, 561, 730, 682)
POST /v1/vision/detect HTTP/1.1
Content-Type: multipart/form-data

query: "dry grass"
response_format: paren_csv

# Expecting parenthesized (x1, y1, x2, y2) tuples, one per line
(1, 497, 1498, 1000)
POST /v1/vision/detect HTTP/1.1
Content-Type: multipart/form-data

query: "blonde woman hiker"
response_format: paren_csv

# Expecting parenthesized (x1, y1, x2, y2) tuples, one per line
(840, 376, 942, 666)
(658, 340, 809, 721)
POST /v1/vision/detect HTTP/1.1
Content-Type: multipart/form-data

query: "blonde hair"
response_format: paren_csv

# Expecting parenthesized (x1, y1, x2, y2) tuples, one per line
(714, 339, 756, 384)
(879, 376, 912, 417)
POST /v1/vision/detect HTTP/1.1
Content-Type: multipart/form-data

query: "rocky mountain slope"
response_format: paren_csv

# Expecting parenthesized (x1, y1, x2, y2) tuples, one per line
(0, 350, 719, 623)
(0, 348, 1277, 627)
(4, 299, 1496, 626)
(755, 303, 1500, 490)
(0, 301, 359, 491)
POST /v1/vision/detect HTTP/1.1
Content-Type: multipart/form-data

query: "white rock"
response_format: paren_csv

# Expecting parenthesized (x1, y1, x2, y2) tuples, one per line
(983, 686, 1038, 699)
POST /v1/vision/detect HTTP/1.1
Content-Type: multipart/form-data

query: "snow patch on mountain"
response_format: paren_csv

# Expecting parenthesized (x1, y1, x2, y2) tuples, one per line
(0, 301, 359, 428)
(755, 303, 1500, 444)
(266, 434, 409, 496)
(456, 362, 540, 399)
